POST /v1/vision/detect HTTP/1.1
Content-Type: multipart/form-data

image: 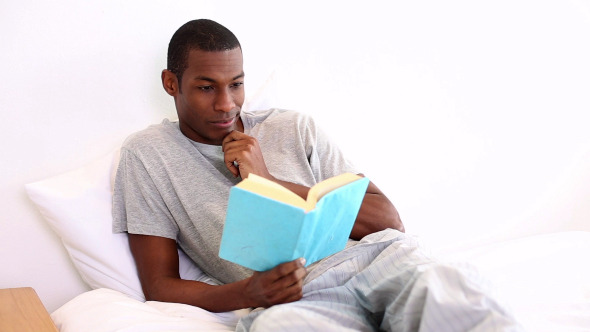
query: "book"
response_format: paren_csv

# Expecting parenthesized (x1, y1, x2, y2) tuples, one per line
(218, 173, 370, 271)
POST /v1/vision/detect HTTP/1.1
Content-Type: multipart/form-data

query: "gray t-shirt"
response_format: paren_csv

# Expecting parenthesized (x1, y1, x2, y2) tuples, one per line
(112, 109, 358, 284)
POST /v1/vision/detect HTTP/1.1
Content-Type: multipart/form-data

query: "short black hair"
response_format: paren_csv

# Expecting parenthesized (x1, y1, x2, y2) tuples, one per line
(167, 19, 241, 84)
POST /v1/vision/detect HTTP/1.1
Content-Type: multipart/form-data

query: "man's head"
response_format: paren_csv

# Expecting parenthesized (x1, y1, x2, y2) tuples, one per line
(167, 19, 242, 85)
(162, 19, 245, 145)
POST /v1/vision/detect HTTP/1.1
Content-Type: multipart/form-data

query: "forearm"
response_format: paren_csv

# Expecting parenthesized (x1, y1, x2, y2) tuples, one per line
(143, 276, 253, 312)
(130, 231, 307, 312)
(130, 234, 260, 312)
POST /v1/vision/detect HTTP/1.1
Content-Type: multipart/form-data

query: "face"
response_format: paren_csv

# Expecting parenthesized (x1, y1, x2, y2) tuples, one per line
(163, 48, 245, 145)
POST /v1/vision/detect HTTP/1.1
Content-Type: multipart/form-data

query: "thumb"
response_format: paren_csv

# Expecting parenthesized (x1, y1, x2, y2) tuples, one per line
(226, 160, 240, 178)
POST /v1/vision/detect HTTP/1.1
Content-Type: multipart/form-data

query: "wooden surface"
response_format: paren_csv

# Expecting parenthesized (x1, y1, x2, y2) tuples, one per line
(0, 287, 58, 332)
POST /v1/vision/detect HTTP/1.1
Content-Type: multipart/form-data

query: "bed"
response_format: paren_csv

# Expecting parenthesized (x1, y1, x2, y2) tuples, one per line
(26, 148, 590, 331)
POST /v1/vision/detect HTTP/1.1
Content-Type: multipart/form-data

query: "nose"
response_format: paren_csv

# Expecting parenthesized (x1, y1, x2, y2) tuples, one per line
(214, 87, 236, 113)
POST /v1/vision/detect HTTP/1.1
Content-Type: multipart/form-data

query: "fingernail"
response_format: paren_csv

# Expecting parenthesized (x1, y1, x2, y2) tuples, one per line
(299, 258, 306, 266)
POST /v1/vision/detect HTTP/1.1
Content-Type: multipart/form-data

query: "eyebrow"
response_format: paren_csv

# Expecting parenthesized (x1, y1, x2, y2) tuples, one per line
(194, 72, 245, 83)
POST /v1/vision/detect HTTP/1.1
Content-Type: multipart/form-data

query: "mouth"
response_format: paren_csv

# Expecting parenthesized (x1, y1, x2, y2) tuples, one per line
(210, 115, 238, 129)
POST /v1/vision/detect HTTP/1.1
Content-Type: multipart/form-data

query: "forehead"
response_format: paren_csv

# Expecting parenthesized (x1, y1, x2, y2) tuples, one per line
(184, 48, 243, 80)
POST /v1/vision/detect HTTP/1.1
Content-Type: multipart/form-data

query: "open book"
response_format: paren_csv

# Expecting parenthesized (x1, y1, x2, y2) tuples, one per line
(218, 173, 370, 271)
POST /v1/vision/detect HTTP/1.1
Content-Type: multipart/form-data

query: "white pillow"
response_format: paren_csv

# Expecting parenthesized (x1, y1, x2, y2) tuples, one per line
(25, 149, 208, 301)
(51, 288, 249, 332)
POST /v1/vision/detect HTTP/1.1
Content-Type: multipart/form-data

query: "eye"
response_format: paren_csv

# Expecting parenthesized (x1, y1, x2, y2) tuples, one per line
(198, 85, 214, 92)
(231, 82, 244, 89)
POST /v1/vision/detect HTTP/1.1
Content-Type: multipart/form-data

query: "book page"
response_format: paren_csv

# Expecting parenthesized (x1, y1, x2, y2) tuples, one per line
(237, 174, 308, 210)
(306, 173, 362, 208)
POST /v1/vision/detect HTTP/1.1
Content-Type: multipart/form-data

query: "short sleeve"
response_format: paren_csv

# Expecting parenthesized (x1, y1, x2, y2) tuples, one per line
(112, 148, 178, 240)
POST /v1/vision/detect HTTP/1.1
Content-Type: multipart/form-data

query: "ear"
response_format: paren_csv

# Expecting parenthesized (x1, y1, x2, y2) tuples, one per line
(161, 69, 179, 96)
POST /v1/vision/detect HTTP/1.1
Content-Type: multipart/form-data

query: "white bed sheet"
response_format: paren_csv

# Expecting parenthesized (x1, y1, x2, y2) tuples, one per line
(51, 231, 590, 331)
(440, 231, 590, 332)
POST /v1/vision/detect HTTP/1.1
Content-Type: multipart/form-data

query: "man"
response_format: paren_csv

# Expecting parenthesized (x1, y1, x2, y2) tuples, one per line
(113, 19, 521, 331)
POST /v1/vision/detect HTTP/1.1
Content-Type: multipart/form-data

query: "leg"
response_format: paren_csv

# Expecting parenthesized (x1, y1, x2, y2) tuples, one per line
(237, 229, 523, 331)
(237, 301, 375, 332)
(344, 232, 523, 331)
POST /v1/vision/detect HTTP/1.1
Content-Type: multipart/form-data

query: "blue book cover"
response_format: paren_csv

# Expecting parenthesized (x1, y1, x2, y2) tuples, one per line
(219, 175, 369, 271)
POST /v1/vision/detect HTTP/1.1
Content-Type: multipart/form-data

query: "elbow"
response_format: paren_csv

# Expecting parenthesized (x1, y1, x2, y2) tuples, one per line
(385, 205, 404, 233)
(141, 282, 162, 302)
(353, 205, 405, 239)
(391, 214, 405, 233)
(351, 189, 405, 238)
(378, 210, 405, 234)
(139, 276, 175, 302)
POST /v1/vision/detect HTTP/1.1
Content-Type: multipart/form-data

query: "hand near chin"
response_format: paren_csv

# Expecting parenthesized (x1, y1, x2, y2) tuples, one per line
(222, 130, 273, 180)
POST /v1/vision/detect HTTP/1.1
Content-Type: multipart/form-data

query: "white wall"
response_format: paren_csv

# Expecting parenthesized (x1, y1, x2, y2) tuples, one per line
(1, 0, 589, 312)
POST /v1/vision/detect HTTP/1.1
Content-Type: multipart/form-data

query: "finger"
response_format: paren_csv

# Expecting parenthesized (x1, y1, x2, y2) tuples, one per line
(252, 266, 305, 306)
(221, 131, 236, 152)
(259, 259, 302, 284)
(223, 136, 256, 156)
(273, 277, 304, 305)
(222, 133, 249, 177)
(285, 279, 305, 299)
(222, 140, 248, 157)
(221, 130, 249, 151)
(226, 160, 239, 178)
(224, 144, 248, 178)
(268, 258, 306, 282)
(277, 258, 306, 276)
(276, 266, 307, 289)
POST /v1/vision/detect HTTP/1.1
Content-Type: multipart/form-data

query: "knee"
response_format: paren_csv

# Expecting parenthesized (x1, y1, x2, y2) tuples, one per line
(250, 303, 366, 332)
(249, 306, 285, 331)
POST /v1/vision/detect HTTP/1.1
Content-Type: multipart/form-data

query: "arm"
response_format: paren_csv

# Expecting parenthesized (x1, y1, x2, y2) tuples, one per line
(350, 178, 404, 239)
(221, 131, 404, 240)
(129, 233, 306, 312)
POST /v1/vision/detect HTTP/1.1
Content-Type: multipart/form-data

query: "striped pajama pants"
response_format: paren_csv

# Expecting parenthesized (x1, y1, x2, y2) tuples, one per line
(236, 229, 523, 332)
